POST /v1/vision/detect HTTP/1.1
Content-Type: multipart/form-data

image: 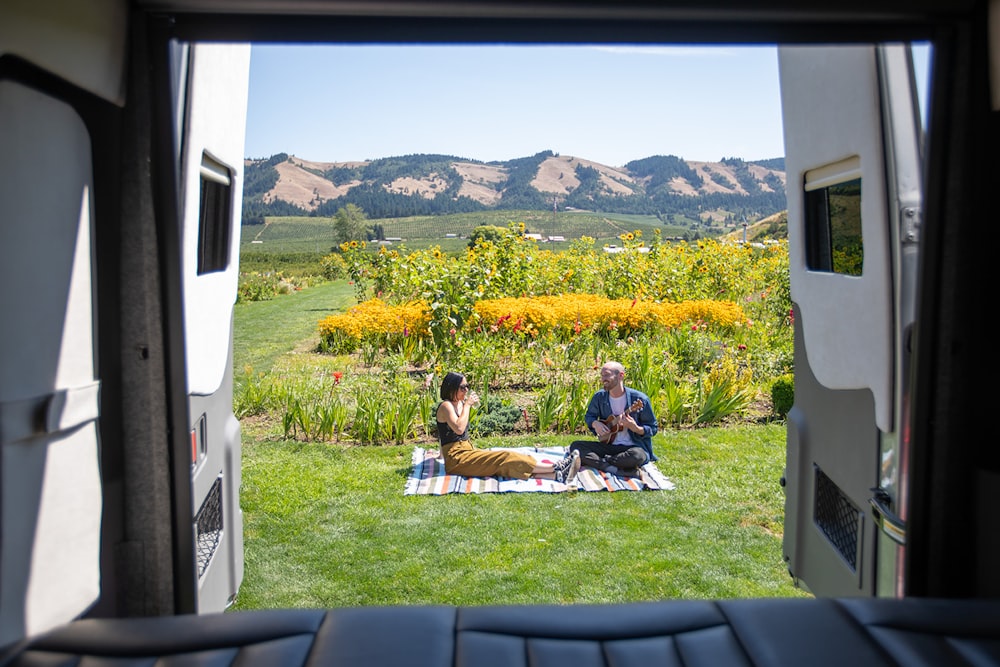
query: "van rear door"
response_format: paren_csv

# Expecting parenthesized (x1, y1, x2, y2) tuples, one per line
(778, 44, 923, 597)
(175, 41, 250, 613)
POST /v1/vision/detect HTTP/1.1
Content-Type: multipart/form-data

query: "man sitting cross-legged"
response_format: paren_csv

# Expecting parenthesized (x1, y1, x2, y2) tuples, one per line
(569, 361, 658, 478)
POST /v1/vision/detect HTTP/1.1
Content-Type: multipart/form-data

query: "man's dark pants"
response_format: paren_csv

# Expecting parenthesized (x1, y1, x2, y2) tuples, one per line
(568, 440, 648, 472)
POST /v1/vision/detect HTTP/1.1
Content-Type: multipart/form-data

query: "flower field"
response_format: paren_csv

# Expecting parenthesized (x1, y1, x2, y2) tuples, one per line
(236, 224, 792, 443)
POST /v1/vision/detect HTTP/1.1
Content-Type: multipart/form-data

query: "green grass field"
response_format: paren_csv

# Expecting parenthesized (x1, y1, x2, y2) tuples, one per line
(232, 280, 810, 609)
(240, 209, 708, 254)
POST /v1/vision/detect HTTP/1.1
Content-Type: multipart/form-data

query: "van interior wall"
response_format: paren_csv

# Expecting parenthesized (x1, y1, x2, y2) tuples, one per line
(91, 14, 182, 619)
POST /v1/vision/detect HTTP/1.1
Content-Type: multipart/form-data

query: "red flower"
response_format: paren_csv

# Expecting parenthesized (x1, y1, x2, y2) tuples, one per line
(738, 344, 747, 351)
(332, 371, 343, 385)
(631, 298, 637, 308)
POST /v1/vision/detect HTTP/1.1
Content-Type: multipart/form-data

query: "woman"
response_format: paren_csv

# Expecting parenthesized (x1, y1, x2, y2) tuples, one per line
(436, 372, 580, 483)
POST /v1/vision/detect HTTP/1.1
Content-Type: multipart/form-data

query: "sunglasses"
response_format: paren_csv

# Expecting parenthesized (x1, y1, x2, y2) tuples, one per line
(459, 384, 470, 391)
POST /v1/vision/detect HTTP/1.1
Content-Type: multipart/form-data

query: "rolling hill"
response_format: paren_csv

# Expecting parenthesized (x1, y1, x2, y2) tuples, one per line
(242, 151, 786, 225)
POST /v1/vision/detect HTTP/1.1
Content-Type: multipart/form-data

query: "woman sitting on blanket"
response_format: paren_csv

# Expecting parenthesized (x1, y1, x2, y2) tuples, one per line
(436, 372, 581, 483)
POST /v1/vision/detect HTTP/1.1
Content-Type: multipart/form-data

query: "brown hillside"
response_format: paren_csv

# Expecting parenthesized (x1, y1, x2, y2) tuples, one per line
(257, 153, 784, 212)
(689, 161, 744, 194)
(268, 160, 354, 211)
(452, 162, 506, 205)
(531, 155, 638, 197)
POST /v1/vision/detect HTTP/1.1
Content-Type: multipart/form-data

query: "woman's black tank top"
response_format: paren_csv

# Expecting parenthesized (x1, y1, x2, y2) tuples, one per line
(436, 413, 468, 446)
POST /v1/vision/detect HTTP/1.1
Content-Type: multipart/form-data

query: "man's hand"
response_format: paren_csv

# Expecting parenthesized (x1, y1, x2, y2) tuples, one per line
(593, 420, 611, 437)
(621, 414, 640, 433)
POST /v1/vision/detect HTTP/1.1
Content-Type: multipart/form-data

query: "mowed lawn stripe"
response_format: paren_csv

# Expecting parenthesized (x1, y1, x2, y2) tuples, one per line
(234, 280, 355, 375)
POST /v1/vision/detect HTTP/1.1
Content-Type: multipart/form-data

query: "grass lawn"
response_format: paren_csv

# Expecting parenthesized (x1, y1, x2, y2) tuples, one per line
(234, 280, 355, 376)
(232, 280, 810, 608)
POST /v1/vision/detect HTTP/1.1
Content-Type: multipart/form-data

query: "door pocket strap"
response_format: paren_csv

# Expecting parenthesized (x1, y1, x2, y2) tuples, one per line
(0, 381, 101, 446)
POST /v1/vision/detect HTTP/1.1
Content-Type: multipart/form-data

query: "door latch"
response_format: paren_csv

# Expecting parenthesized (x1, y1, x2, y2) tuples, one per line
(869, 487, 906, 545)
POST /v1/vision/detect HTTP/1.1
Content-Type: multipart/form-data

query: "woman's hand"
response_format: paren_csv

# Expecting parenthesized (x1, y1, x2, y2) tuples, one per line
(465, 390, 480, 407)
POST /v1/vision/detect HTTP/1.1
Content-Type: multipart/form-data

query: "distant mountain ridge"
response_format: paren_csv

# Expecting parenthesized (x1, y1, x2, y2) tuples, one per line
(242, 150, 786, 224)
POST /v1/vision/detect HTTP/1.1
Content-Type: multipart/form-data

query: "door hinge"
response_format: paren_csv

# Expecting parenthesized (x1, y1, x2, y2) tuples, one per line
(901, 206, 921, 244)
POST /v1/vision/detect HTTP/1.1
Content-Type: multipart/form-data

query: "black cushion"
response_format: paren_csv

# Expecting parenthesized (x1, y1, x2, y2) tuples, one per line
(4, 597, 1000, 666)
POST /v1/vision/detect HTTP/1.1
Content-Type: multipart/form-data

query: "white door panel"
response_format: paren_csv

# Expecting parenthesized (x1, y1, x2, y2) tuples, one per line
(780, 45, 894, 433)
(182, 43, 250, 397)
(779, 43, 923, 597)
(0, 81, 102, 645)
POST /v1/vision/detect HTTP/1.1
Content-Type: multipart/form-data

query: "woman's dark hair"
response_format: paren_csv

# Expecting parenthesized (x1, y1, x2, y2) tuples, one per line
(440, 372, 465, 401)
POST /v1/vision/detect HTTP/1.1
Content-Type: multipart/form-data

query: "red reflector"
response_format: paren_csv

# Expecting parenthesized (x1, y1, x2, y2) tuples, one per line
(191, 429, 198, 464)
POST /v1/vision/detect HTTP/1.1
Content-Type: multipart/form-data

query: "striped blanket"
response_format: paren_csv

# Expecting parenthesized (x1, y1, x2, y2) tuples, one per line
(404, 445, 675, 495)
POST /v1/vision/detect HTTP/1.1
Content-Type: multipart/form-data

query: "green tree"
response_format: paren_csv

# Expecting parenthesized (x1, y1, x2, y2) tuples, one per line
(468, 224, 512, 247)
(334, 204, 369, 244)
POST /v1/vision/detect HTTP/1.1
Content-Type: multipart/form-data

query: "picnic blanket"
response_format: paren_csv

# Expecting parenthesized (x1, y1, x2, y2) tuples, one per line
(404, 445, 675, 495)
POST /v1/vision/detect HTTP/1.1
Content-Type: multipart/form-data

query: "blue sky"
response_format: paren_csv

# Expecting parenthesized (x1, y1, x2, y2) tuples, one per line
(244, 44, 787, 167)
(244, 43, 930, 167)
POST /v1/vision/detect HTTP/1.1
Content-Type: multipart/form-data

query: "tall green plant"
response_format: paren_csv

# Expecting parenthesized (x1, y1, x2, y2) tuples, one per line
(551, 379, 591, 435)
(657, 376, 690, 427)
(388, 385, 421, 445)
(694, 380, 753, 425)
(351, 382, 387, 444)
(533, 386, 565, 434)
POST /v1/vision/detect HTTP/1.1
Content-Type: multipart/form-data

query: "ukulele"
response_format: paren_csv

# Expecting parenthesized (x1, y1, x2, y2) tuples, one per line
(597, 399, 644, 443)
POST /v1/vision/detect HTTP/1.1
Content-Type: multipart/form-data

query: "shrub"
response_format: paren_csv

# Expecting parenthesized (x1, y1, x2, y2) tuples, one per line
(320, 252, 348, 280)
(237, 272, 280, 302)
(770, 373, 794, 418)
(471, 398, 523, 436)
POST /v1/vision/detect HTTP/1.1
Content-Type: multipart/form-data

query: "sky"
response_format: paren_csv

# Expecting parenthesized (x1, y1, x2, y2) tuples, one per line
(243, 44, 788, 167)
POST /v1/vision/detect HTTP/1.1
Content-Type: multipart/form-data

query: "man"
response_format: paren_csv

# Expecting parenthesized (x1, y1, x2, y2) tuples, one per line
(569, 361, 658, 477)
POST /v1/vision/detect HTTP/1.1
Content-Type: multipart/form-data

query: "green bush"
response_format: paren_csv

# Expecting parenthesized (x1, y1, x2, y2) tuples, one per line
(237, 272, 280, 302)
(770, 373, 794, 418)
(471, 399, 523, 436)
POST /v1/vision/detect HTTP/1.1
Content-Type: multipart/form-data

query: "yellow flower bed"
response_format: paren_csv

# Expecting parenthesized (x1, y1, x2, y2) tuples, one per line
(319, 295, 744, 346)
(473, 295, 744, 333)
(318, 298, 430, 340)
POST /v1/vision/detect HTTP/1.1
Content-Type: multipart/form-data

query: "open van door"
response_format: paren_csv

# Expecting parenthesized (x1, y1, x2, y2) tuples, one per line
(1, 4, 247, 645)
(175, 41, 250, 613)
(779, 44, 924, 597)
